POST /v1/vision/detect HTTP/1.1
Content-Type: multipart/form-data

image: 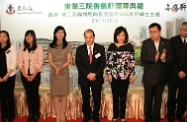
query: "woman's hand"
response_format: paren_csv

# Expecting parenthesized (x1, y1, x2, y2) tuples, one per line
(108, 75, 112, 83)
(2, 75, 9, 82)
(0, 77, 3, 82)
(56, 66, 64, 77)
(28, 74, 36, 82)
(129, 74, 134, 83)
(56, 68, 60, 77)
(23, 74, 30, 80)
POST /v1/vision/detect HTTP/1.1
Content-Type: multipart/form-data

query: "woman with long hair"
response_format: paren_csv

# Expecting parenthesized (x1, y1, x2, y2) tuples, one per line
(18, 30, 44, 122)
(48, 26, 72, 122)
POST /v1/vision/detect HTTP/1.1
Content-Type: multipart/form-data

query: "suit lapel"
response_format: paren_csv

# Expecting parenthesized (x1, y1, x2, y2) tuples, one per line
(83, 44, 90, 65)
(179, 36, 183, 44)
(150, 38, 165, 54)
(150, 39, 157, 54)
(158, 39, 164, 53)
(91, 43, 98, 65)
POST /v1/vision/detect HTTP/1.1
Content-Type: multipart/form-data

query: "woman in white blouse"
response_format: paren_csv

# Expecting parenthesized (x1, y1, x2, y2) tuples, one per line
(0, 30, 17, 122)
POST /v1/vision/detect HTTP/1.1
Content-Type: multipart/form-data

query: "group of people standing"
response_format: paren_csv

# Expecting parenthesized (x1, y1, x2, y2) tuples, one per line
(0, 22, 186, 122)
(76, 22, 187, 122)
(141, 22, 187, 122)
(0, 30, 44, 122)
(0, 26, 72, 122)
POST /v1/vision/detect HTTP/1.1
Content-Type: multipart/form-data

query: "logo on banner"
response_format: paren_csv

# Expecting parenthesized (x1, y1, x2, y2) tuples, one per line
(165, 3, 186, 12)
(6, 4, 16, 14)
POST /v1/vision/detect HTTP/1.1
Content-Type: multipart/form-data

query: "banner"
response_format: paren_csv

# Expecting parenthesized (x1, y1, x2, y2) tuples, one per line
(1, 0, 186, 44)
(0, 0, 187, 87)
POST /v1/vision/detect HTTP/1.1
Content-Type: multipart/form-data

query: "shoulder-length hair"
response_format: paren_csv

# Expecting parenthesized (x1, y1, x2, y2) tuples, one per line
(49, 26, 67, 49)
(0, 30, 11, 50)
(23, 30, 37, 51)
(114, 26, 129, 43)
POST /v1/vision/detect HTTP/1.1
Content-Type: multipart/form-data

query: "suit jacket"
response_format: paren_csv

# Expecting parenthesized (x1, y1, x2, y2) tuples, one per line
(141, 37, 174, 85)
(75, 43, 106, 86)
(170, 35, 187, 74)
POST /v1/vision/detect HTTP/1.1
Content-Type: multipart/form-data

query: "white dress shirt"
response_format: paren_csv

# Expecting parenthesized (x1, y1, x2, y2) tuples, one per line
(181, 37, 187, 43)
(154, 40, 160, 51)
(86, 43, 94, 55)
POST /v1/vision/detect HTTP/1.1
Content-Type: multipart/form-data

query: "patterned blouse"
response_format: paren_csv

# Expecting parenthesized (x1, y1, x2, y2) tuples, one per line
(106, 43, 135, 80)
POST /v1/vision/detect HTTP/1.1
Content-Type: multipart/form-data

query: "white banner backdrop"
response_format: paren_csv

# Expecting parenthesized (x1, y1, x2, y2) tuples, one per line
(0, 0, 187, 87)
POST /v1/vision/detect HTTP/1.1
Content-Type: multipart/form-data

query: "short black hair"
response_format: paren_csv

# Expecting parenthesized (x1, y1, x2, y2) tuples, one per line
(114, 26, 129, 43)
(83, 29, 95, 37)
(149, 23, 161, 31)
(182, 22, 187, 26)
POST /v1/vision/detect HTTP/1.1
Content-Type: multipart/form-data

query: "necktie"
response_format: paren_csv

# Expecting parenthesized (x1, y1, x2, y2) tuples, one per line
(184, 39, 186, 44)
(89, 47, 92, 64)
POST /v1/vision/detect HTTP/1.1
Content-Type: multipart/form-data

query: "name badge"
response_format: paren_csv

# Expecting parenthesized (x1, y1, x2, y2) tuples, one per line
(95, 53, 101, 59)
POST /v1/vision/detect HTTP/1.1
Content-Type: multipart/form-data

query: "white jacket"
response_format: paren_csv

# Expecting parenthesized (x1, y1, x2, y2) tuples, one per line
(5, 44, 17, 77)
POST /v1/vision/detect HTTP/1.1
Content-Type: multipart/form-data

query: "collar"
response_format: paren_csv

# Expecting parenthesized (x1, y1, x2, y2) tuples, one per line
(86, 43, 94, 50)
(152, 38, 161, 44)
(181, 36, 187, 41)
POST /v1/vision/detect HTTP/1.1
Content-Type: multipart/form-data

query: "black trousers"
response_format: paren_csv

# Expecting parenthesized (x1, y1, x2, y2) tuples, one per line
(111, 78, 129, 119)
(143, 83, 164, 122)
(80, 81, 102, 119)
(21, 73, 40, 118)
(167, 75, 187, 118)
(0, 75, 16, 121)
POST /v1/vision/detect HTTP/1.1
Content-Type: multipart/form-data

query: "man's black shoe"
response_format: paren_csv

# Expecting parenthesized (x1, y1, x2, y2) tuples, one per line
(93, 118, 100, 122)
(27, 114, 33, 122)
(83, 116, 92, 122)
(176, 117, 186, 122)
(168, 116, 175, 122)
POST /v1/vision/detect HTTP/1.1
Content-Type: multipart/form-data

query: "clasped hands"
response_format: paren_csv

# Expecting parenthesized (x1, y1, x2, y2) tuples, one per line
(178, 71, 186, 79)
(55, 67, 63, 77)
(155, 51, 166, 61)
(23, 74, 37, 82)
(87, 73, 96, 81)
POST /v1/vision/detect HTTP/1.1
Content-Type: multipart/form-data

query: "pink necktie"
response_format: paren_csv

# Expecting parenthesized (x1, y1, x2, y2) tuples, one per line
(89, 47, 92, 64)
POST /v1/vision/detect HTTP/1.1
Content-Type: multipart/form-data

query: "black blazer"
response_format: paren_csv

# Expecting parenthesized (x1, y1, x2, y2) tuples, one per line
(141, 37, 174, 85)
(171, 35, 187, 74)
(75, 43, 106, 86)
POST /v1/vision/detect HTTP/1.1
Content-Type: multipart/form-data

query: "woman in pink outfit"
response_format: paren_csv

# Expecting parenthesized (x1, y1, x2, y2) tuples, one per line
(18, 30, 44, 122)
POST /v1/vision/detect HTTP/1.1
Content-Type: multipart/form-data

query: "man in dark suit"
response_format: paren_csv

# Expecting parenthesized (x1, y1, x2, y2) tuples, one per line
(141, 23, 173, 122)
(167, 22, 187, 122)
(75, 29, 106, 122)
